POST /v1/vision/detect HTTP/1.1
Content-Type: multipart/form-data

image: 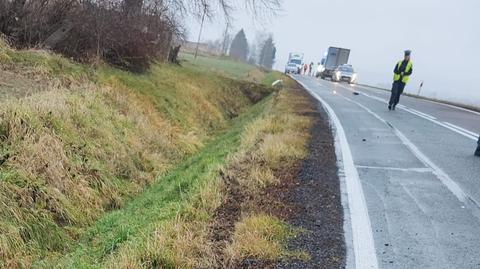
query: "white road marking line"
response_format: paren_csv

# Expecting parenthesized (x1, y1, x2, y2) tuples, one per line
(296, 79, 379, 269)
(356, 84, 480, 116)
(331, 82, 478, 141)
(443, 122, 479, 137)
(338, 94, 473, 205)
(356, 165, 433, 173)
(402, 107, 440, 121)
(406, 108, 437, 120)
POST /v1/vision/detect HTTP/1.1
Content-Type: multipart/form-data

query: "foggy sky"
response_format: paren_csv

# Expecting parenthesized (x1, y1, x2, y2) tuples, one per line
(187, 0, 480, 107)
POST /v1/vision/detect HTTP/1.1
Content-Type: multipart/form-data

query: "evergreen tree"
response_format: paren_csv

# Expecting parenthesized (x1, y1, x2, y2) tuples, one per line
(229, 29, 249, 62)
(259, 36, 276, 69)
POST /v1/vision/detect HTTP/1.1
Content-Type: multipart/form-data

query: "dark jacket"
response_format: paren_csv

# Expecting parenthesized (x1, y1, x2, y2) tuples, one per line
(394, 60, 413, 82)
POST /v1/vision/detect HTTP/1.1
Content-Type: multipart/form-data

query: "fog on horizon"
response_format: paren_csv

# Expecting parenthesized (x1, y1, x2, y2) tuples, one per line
(188, 0, 480, 108)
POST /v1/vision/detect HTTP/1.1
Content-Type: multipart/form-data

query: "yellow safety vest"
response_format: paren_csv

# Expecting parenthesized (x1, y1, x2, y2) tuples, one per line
(393, 60, 412, 83)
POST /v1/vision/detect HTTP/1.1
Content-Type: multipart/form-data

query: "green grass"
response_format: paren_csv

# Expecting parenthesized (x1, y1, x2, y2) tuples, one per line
(0, 41, 275, 267)
(261, 71, 285, 86)
(95, 63, 250, 135)
(3, 48, 92, 81)
(48, 95, 271, 268)
(180, 53, 255, 79)
(180, 53, 294, 89)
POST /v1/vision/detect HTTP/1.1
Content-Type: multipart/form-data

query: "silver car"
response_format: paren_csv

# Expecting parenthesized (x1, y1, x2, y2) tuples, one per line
(285, 63, 300, 74)
(331, 64, 357, 84)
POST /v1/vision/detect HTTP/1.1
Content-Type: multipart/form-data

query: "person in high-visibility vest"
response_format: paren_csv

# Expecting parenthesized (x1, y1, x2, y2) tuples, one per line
(388, 50, 413, 110)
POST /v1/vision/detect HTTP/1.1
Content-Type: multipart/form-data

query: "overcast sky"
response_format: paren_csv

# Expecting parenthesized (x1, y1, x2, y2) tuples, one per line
(187, 0, 480, 107)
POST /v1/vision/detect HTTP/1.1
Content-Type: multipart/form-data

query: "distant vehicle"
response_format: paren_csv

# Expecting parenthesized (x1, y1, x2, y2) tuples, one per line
(288, 52, 304, 63)
(331, 64, 358, 84)
(285, 52, 304, 74)
(285, 62, 300, 74)
(316, 47, 350, 79)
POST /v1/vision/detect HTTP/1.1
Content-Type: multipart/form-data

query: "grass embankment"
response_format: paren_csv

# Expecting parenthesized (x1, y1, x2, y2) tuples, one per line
(0, 40, 272, 267)
(180, 53, 287, 87)
(61, 78, 312, 269)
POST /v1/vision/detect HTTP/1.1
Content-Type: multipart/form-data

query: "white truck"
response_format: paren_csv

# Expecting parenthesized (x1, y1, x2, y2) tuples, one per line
(285, 53, 304, 74)
(316, 47, 350, 79)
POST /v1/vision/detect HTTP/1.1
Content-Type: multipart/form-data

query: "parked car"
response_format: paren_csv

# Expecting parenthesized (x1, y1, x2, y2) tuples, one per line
(331, 64, 357, 84)
(285, 58, 302, 74)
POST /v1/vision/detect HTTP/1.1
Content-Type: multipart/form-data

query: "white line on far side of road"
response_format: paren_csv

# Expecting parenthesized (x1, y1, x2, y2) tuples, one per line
(333, 83, 479, 141)
(355, 84, 480, 117)
(339, 94, 473, 205)
(296, 79, 379, 269)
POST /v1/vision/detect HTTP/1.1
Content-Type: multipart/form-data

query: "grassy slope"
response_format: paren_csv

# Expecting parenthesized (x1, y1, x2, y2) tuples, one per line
(58, 81, 310, 269)
(180, 53, 255, 80)
(0, 40, 273, 268)
(85, 63, 312, 268)
(180, 53, 290, 87)
(54, 95, 271, 269)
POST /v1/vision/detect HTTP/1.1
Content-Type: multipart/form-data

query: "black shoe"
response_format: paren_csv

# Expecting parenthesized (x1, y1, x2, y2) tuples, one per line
(388, 105, 392, 110)
(392, 105, 396, 110)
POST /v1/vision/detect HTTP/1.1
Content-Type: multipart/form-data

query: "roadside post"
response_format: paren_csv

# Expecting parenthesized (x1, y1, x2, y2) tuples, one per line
(417, 81, 424, 96)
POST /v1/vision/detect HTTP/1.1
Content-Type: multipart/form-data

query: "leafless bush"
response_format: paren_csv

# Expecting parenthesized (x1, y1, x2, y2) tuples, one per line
(0, 0, 183, 71)
(0, 0, 280, 72)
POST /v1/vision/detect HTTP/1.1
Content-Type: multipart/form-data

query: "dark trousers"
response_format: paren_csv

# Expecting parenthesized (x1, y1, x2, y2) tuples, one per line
(389, 81, 406, 106)
(476, 136, 480, 156)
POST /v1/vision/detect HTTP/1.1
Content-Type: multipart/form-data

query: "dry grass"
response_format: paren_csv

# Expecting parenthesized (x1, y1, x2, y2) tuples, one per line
(0, 44, 272, 267)
(260, 131, 307, 167)
(0, 39, 12, 64)
(0, 84, 183, 266)
(66, 79, 312, 269)
(219, 85, 314, 264)
(229, 88, 311, 192)
(105, 177, 225, 269)
(225, 214, 300, 262)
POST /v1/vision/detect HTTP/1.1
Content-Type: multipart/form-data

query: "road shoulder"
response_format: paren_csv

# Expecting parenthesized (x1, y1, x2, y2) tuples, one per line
(275, 86, 346, 269)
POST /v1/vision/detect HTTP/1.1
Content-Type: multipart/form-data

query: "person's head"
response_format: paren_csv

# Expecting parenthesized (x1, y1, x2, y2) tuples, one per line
(404, 50, 412, 60)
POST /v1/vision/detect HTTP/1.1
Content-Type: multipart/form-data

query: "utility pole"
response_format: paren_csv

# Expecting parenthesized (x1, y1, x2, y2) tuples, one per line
(194, 4, 207, 59)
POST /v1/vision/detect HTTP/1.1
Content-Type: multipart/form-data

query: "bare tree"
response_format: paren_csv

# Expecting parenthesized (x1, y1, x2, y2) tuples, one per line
(168, 0, 281, 19)
(220, 21, 232, 55)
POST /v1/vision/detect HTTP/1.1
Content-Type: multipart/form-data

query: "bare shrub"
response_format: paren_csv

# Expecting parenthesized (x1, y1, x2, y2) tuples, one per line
(0, 0, 182, 71)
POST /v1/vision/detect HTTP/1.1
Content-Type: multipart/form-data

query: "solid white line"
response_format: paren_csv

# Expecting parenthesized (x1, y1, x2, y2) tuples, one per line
(339, 94, 470, 204)
(296, 79, 379, 269)
(401, 107, 438, 121)
(443, 122, 479, 137)
(356, 165, 433, 173)
(331, 82, 478, 141)
(357, 84, 480, 116)
(406, 108, 437, 120)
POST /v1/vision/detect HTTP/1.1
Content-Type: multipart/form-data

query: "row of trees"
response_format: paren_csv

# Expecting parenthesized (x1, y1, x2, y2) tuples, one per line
(0, 0, 281, 72)
(214, 29, 276, 70)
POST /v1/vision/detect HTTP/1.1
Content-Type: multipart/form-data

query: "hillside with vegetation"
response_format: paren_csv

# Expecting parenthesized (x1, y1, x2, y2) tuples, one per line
(0, 39, 273, 265)
(0, 37, 318, 268)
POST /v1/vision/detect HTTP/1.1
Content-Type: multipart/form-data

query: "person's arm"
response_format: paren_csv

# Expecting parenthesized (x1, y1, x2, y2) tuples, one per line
(394, 62, 401, 74)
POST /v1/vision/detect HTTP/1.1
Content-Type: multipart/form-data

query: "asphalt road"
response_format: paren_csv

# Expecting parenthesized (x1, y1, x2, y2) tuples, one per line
(293, 75, 480, 269)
